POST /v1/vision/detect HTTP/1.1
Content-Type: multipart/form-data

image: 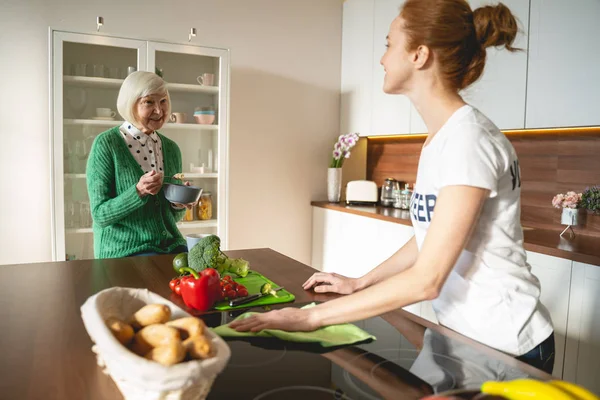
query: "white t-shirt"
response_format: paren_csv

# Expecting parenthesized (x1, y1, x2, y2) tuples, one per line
(410, 105, 553, 356)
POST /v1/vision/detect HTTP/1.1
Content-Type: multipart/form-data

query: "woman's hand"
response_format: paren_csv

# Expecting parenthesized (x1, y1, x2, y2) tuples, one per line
(136, 170, 163, 197)
(302, 272, 359, 294)
(229, 307, 318, 332)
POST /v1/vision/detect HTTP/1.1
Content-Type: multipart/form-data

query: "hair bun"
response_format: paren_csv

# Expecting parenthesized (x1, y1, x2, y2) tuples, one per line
(473, 2, 518, 51)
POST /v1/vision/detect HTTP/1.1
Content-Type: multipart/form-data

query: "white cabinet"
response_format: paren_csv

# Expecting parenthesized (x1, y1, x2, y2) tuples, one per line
(340, 0, 375, 136)
(409, 0, 530, 132)
(564, 262, 600, 395)
(526, 251, 572, 378)
(526, 0, 600, 128)
(370, 0, 412, 136)
(51, 31, 229, 260)
(311, 207, 421, 315)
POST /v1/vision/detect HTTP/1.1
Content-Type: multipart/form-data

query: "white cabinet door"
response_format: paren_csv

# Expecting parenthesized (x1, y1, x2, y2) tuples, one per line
(526, 251, 572, 378)
(564, 262, 600, 395)
(311, 207, 420, 315)
(340, 0, 375, 137)
(370, 0, 412, 136)
(147, 42, 229, 248)
(526, 0, 600, 128)
(409, 0, 530, 132)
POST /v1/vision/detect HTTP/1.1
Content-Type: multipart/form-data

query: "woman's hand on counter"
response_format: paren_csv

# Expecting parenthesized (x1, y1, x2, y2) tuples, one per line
(229, 307, 319, 332)
(302, 272, 359, 294)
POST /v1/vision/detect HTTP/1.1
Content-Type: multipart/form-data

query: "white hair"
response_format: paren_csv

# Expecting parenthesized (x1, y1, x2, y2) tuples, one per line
(117, 71, 171, 125)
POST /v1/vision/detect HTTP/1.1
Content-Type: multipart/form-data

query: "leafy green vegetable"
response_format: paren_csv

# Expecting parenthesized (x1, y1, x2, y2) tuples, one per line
(260, 282, 278, 297)
(188, 235, 224, 272)
(228, 258, 249, 277)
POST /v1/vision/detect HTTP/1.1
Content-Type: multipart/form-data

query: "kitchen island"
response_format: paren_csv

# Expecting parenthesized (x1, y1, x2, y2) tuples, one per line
(0, 248, 553, 399)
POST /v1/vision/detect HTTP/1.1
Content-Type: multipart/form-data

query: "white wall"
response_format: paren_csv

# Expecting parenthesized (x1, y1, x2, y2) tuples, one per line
(0, 0, 342, 265)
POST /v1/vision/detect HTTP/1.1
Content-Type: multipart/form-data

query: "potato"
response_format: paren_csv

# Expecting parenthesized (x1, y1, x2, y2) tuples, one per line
(131, 304, 171, 329)
(166, 317, 205, 340)
(183, 335, 213, 360)
(145, 340, 186, 366)
(131, 324, 180, 356)
(105, 317, 134, 346)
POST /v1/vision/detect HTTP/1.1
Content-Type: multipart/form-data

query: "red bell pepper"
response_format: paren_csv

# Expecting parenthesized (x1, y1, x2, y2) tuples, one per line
(178, 267, 220, 311)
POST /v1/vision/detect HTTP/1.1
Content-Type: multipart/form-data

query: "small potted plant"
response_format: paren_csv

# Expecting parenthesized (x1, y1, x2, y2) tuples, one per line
(552, 191, 583, 237)
(581, 186, 600, 215)
(328, 133, 359, 202)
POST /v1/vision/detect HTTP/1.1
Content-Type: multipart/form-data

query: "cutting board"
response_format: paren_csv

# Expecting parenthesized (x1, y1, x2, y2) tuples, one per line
(213, 271, 295, 311)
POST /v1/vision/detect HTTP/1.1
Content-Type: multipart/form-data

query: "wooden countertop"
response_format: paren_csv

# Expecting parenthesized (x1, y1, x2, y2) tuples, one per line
(312, 201, 600, 267)
(0, 248, 551, 399)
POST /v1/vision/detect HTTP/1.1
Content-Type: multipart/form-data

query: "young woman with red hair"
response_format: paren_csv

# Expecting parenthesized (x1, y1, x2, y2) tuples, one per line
(232, 0, 555, 373)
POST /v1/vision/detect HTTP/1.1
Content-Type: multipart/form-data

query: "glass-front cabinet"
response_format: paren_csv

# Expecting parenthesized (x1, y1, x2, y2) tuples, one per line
(51, 31, 229, 261)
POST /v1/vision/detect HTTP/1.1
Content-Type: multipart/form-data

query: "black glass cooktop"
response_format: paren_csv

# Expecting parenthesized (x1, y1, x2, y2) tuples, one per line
(201, 303, 535, 400)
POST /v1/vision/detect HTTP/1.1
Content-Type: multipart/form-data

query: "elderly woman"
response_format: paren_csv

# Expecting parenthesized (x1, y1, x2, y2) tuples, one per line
(86, 71, 194, 258)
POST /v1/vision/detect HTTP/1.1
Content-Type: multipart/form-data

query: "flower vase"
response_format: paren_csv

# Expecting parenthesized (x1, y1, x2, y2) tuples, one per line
(561, 208, 581, 226)
(560, 208, 585, 238)
(327, 167, 342, 203)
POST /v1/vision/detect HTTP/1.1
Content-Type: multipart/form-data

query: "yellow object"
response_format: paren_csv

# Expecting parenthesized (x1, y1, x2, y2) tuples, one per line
(549, 380, 600, 400)
(481, 379, 577, 400)
(184, 206, 195, 221)
(197, 192, 213, 220)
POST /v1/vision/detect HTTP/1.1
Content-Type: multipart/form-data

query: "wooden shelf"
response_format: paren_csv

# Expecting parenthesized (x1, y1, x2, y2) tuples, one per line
(167, 82, 219, 94)
(66, 220, 217, 234)
(63, 119, 217, 131)
(162, 123, 218, 131)
(66, 228, 92, 234)
(182, 173, 218, 179)
(63, 76, 219, 95)
(177, 220, 218, 229)
(64, 75, 123, 88)
(64, 119, 122, 127)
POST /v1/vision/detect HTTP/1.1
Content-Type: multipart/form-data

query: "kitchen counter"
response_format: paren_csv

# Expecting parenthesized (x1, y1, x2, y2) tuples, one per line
(312, 201, 600, 267)
(0, 248, 552, 399)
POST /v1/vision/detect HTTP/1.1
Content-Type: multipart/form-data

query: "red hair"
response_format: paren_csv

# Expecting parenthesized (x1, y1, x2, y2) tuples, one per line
(400, 0, 519, 90)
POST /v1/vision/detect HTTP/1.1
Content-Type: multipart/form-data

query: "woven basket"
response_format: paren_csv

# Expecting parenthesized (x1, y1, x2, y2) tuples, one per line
(81, 287, 231, 400)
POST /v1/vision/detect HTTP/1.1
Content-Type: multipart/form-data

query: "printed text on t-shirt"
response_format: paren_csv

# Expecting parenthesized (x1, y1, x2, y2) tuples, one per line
(411, 192, 437, 223)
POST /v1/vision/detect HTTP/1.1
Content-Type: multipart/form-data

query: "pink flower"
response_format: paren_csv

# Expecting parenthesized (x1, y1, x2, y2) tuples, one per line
(552, 194, 565, 209)
(564, 192, 580, 209)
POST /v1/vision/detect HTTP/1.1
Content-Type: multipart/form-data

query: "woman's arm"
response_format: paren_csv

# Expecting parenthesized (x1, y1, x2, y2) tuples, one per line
(87, 135, 149, 228)
(231, 185, 489, 332)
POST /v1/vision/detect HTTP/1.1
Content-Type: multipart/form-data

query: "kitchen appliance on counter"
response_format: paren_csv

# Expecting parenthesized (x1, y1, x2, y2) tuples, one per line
(381, 177, 401, 207)
(346, 180, 378, 205)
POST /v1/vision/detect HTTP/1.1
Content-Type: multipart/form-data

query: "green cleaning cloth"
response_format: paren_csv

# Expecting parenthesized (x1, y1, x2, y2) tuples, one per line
(212, 303, 376, 347)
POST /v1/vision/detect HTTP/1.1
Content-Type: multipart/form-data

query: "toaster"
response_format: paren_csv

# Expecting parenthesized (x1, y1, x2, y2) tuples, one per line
(346, 180, 378, 205)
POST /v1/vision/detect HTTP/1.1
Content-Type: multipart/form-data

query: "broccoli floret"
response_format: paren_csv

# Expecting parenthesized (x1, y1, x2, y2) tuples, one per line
(188, 235, 224, 272)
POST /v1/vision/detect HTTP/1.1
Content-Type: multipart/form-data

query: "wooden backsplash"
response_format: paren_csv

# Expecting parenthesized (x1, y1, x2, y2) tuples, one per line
(367, 130, 600, 237)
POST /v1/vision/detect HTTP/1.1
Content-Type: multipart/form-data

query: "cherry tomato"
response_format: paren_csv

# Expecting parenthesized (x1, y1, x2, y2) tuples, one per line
(174, 284, 182, 296)
(237, 288, 249, 297)
(222, 275, 233, 282)
(236, 285, 247, 292)
(223, 284, 234, 293)
(169, 278, 180, 294)
(226, 290, 237, 299)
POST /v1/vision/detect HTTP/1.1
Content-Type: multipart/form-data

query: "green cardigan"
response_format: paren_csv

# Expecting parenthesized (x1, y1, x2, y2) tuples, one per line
(86, 126, 186, 258)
